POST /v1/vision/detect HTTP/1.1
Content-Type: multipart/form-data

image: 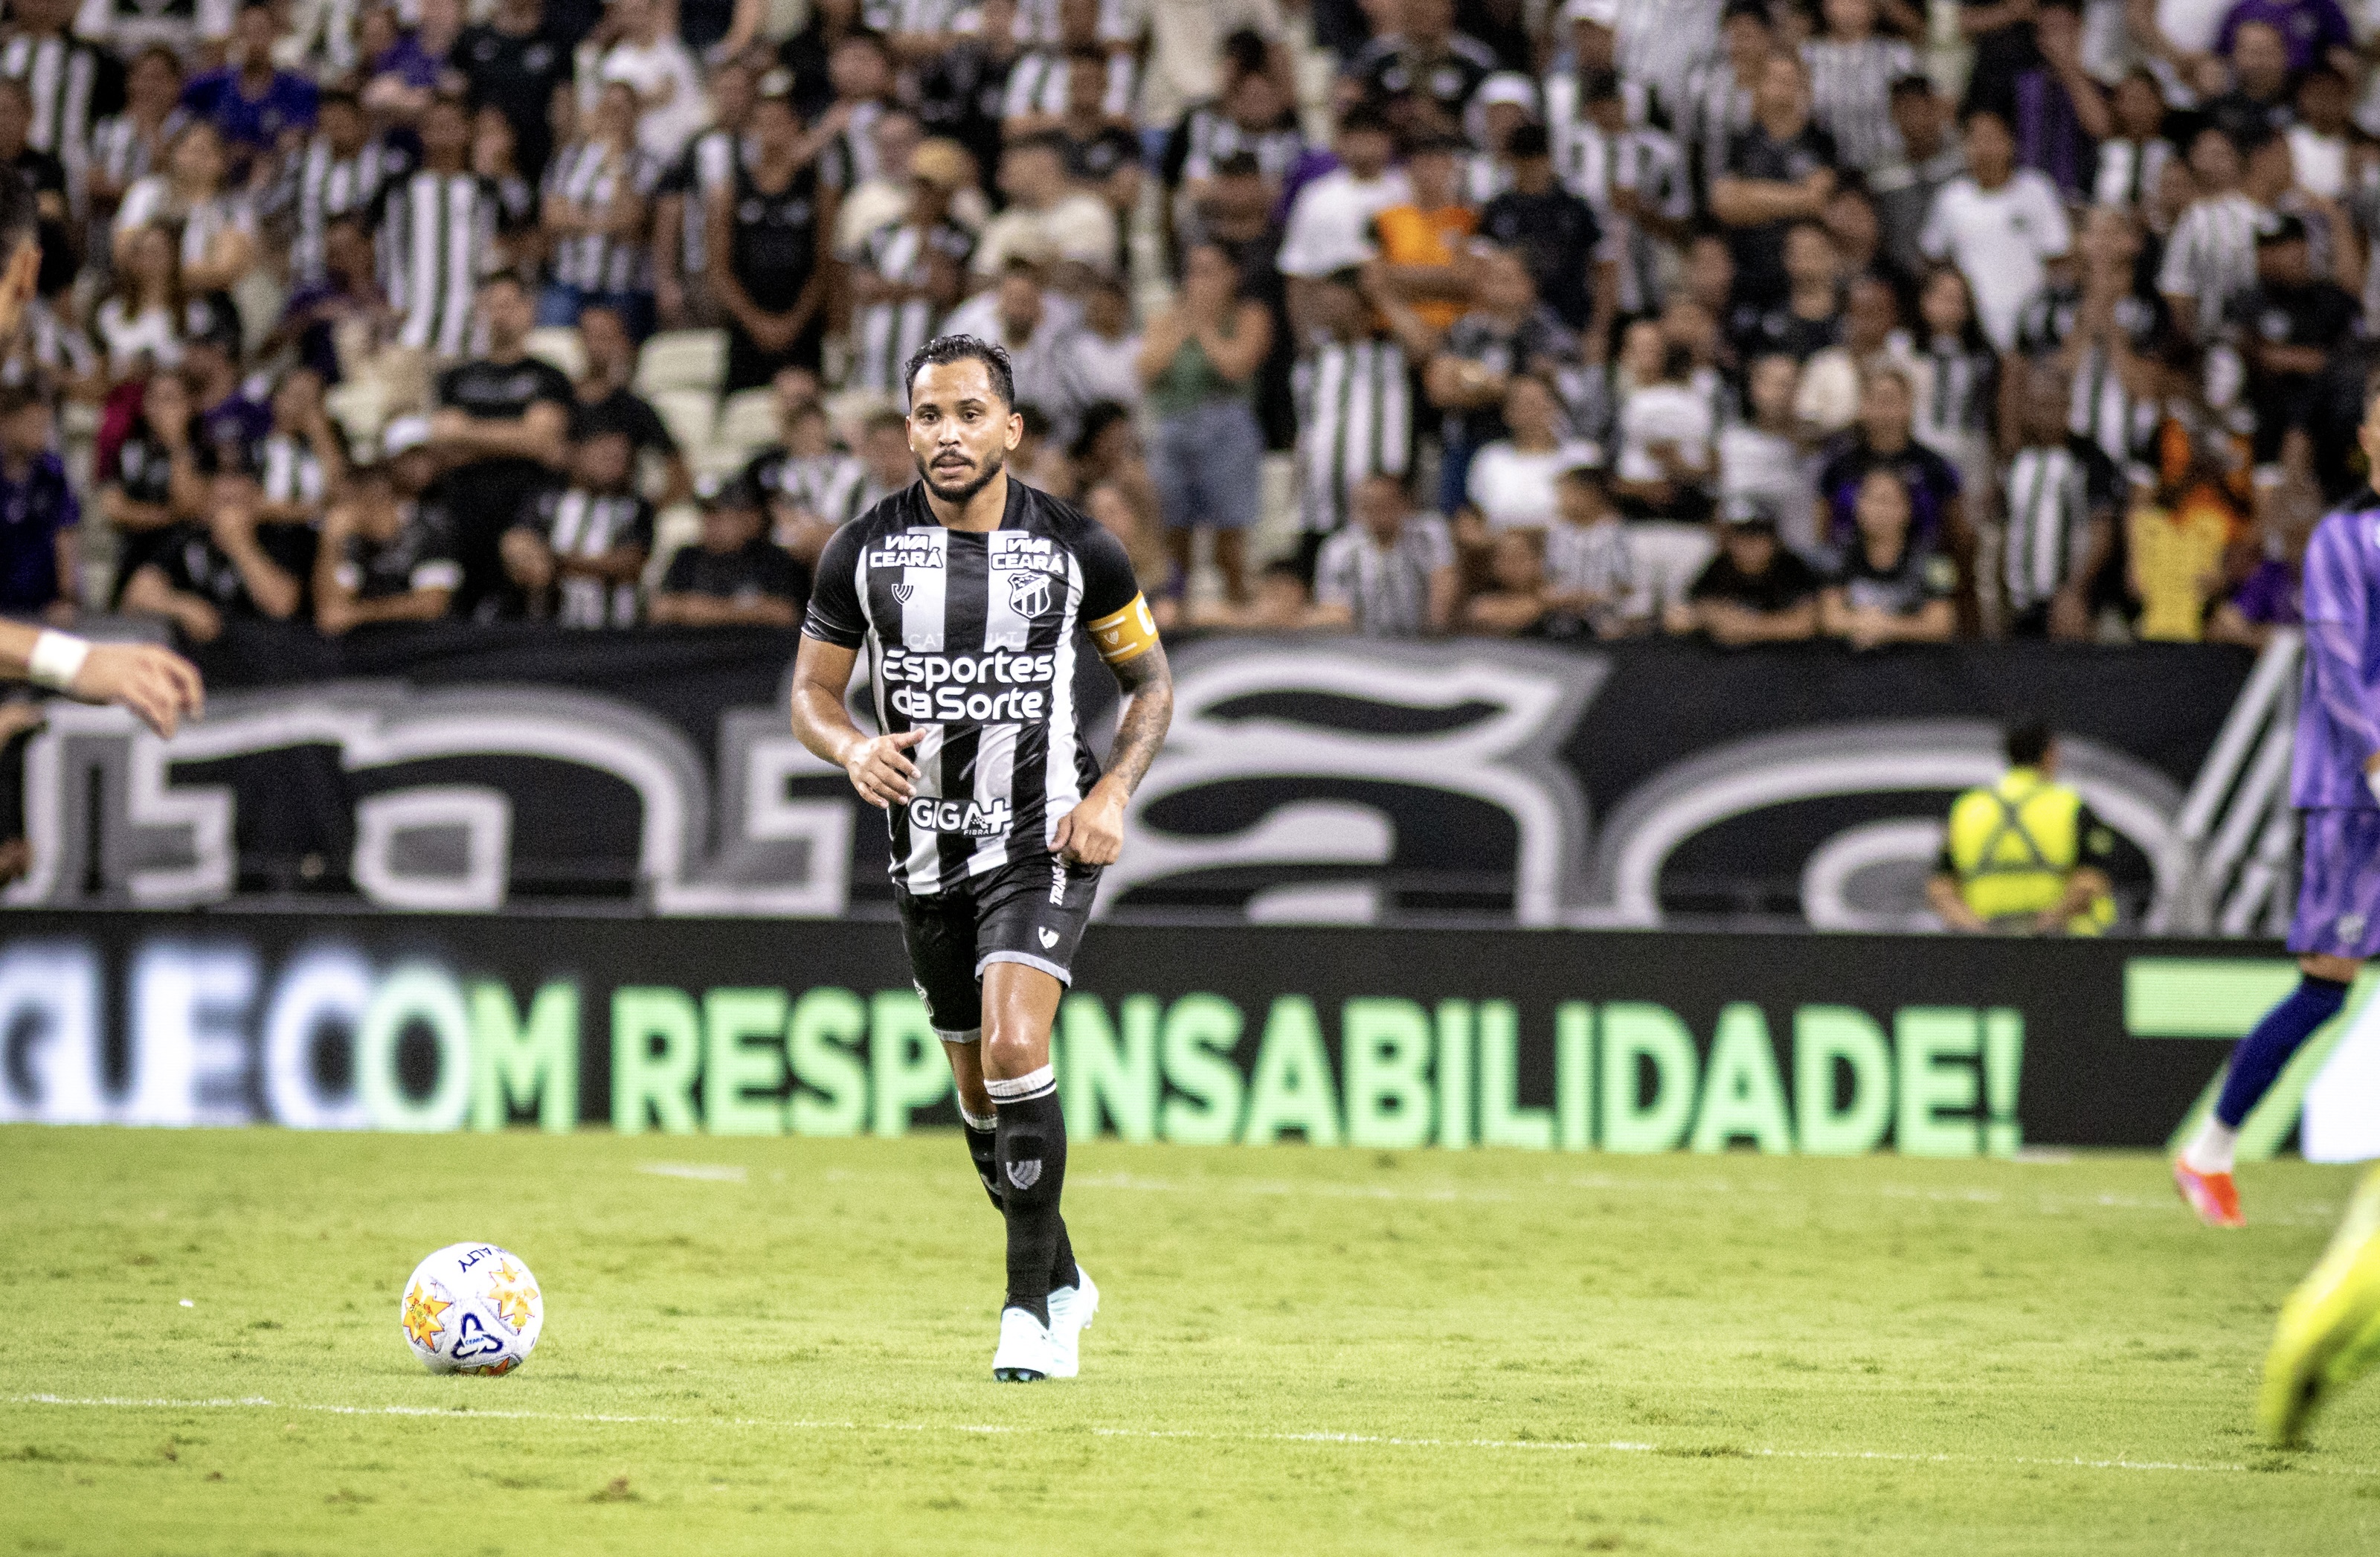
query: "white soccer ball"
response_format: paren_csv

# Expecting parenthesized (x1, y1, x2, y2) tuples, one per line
(399, 1243, 544, 1375)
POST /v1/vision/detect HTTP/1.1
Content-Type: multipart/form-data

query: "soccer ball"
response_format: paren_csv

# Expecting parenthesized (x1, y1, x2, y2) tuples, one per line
(399, 1243, 544, 1375)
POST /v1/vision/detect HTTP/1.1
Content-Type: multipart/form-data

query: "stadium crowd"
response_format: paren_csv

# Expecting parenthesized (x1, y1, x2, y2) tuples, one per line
(0, 0, 2368, 647)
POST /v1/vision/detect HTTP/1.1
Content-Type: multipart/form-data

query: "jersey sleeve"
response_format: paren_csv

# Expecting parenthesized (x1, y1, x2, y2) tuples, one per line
(801, 521, 870, 648)
(1074, 521, 1160, 666)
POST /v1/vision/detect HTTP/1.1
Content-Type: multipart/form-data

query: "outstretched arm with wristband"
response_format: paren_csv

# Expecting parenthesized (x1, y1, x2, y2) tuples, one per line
(0, 621, 205, 736)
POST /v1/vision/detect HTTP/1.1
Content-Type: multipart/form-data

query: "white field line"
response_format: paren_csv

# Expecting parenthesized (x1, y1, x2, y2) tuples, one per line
(7, 1393, 2369, 1480)
(635, 1163, 749, 1183)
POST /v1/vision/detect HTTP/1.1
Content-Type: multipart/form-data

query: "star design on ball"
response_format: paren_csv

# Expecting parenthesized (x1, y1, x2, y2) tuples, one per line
(402, 1281, 450, 1347)
(489, 1277, 540, 1332)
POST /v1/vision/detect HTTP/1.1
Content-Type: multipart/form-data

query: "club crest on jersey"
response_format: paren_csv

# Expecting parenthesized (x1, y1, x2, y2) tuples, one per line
(1009, 571, 1052, 619)
(908, 795, 1013, 838)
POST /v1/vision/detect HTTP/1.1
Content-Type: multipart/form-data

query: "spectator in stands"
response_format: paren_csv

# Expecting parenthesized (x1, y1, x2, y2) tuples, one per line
(120, 447, 304, 643)
(651, 60, 755, 330)
(87, 45, 184, 243)
(1734, 219, 1847, 363)
(427, 272, 574, 615)
(1366, 135, 1477, 338)
(1463, 374, 1601, 539)
(832, 109, 927, 257)
(972, 132, 1114, 285)
(2287, 64, 2353, 201)
(502, 427, 653, 627)
(711, 90, 835, 393)
(2091, 68, 2172, 211)
(1544, 464, 1642, 639)
(747, 391, 865, 565)
(279, 214, 391, 386)
(1919, 106, 2071, 350)
(1803, 0, 1916, 175)
(912, 0, 1022, 179)
(1820, 467, 1957, 646)
(2001, 362, 2123, 638)
(2160, 126, 2260, 341)
(1569, 68, 1691, 332)
(1908, 266, 1996, 499)
(1612, 322, 1716, 522)
(1292, 266, 1418, 575)
(94, 222, 183, 384)
(1872, 74, 1962, 278)
(1083, 477, 1176, 615)
(312, 416, 462, 635)
(1930, 716, 2115, 933)
(569, 303, 689, 509)
(846, 138, 977, 405)
(100, 370, 193, 594)
(181, 1, 319, 165)
(1476, 123, 1604, 339)
(1461, 527, 1566, 637)
(1185, 557, 1310, 632)
(2204, 19, 2299, 147)
(180, 293, 268, 481)
(2009, 0, 2109, 201)
(538, 80, 662, 336)
(2126, 431, 2241, 643)
(1068, 273, 1143, 409)
(380, 93, 503, 363)
(1141, 241, 1273, 605)
(1667, 500, 1822, 645)
(943, 259, 1087, 440)
(1817, 365, 1964, 551)
(1711, 51, 1839, 309)
(1425, 247, 1578, 515)
(255, 367, 343, 542)
(1722, 352, 1822, 554)
(0, 388, 76, 622)
(113, 121, 258, 296)
(814, 31, 900, 196)
(1162, 31, 1303, 236)
(2230, 216, 2361, 464)
(1276, 107, 1408, 298)
(598, 0, 704, 165)
(855, 407, 917, 511)
(453, 0, 574, 184)
(649, 475, 808, 628)
(1311, 472, 1458, 638)
(1046, 49, 1140, 273)
(2208, 483, 2313, 649)
(1354, 0, 1496, 141)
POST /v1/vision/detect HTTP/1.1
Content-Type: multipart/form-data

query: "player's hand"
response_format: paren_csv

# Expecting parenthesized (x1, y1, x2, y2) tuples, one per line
(843, 729, 926, 808)
(1052, 786, 1126, 866)
(71, 642, 205, 737)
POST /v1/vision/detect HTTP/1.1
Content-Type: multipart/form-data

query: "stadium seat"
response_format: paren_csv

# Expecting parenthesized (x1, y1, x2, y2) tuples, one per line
(523, 327, 585, 382)
(649, 390, 717, 458)
(644, 502, 703, 594)
(634, 330, 727, 397)
(711, 388, 780, 462)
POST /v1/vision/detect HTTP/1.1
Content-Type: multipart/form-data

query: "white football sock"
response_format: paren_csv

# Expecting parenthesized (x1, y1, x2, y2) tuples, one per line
(2183, 1116, 2238, 1175)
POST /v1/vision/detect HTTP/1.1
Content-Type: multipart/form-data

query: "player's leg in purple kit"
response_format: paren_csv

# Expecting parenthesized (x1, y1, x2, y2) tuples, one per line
(2177, 809, 2376, 1225)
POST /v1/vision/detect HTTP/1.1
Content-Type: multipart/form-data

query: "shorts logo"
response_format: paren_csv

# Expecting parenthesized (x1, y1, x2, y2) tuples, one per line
(907, 795, 1012, 837)
(2341, 913, 2367, 945)
(1038, 927, 1058, 948)
(1049, 861, 1067, 905)
(1005, 1159, 1041, 1191)
(1009, 572, 1052, 618)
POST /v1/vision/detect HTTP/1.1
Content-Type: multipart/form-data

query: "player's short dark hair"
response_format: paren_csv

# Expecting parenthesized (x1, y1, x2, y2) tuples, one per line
(2005, 718, 2054, 768)
(904, 335, 1016, 410)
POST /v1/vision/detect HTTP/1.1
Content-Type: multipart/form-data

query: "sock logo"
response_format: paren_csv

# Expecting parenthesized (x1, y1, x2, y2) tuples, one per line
(1005, 1159, 1042, 1191)
(1038, 927, 1058, 948)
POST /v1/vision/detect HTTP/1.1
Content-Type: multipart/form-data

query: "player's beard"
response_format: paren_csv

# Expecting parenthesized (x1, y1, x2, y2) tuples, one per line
(918, 444, 1006, 505)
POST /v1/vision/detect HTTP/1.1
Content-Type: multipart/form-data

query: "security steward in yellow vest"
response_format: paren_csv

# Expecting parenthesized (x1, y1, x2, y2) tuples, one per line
(1928, 721, 2117, 934)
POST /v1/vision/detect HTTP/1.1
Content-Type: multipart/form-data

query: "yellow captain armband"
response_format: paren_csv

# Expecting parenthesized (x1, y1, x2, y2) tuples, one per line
(1087, 594, 1160, 666)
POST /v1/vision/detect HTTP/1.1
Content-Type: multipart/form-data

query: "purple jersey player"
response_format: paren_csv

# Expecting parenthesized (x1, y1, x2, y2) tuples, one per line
(2175, 386, 2380, 1227)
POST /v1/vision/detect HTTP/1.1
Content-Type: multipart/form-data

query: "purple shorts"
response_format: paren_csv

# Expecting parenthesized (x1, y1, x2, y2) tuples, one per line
(2290, 809, 2380, 959)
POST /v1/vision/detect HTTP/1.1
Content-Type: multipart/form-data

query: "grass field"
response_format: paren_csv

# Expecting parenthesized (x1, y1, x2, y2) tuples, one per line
(2, 1128, 2376, 1556)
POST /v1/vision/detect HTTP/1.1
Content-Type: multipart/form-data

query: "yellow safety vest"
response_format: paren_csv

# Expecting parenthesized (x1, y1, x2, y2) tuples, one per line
(1943, 768, 2115, 934)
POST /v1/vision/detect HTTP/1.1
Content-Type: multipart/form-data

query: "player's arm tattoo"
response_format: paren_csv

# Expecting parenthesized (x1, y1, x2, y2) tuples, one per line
(1102, 641, 1173, 797)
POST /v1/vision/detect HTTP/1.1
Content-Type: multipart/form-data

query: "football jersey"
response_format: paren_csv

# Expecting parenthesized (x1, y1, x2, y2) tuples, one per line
(803, 477, 1160, 896)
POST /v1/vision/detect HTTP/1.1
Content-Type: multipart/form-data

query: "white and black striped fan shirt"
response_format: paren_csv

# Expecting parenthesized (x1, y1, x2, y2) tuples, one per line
(1171, 102, 1305, 185)
(288, 135, 402, 283)
(2157, 192, 2263, 337)
(1559, 121, 1687, 315)
(543, 140, 663, 294)
(377, 170, 496, 357)
(1313, 513, 1455, 638)
(1916, 333, 1995, 448)
(802, 478, 1157, 896)
(1614, 0, 1720, 127)
(1293, 335, 1411, 536)
(1675, 56, 1754, 195)
(1801, 36, 1913, 173)
(2001, 437, 2120, 613)
(851, 218, 974, 397)
(258, 431, 326, 513)
(87, 112, 156, 200)
(524, 485, 655, 628)
(0, 32, 105, 198)
(746, 446, 868, 529)
(2092, 137, 2172, 210)
(1002, 51, 1136, 121)
(2066, 343, 2158, 466)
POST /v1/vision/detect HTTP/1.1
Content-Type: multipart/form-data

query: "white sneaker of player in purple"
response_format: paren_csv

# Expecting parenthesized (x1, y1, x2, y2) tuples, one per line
(1046, 1268, 1099, 1378)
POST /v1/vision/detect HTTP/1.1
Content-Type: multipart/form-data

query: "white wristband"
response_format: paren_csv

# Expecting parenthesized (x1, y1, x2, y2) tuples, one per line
(26, 629, 90, 693)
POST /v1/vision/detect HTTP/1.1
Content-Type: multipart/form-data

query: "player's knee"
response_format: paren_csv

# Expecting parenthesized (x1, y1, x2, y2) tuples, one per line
(980, 1027, 1042, 1079)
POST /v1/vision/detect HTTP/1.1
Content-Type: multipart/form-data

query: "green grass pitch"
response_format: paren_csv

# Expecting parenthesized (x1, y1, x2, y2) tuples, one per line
(2, 1127, 2376, 1555)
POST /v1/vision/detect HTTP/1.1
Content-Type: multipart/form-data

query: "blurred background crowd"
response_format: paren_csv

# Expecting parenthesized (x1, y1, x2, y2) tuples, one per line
(0, 0, 2369, 649)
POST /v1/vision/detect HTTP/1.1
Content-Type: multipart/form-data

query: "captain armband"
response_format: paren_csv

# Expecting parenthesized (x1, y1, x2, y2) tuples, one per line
(1086, 594, 1160, 667)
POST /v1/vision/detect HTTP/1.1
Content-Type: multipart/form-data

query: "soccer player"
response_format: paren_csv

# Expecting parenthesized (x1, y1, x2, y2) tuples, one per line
(2260, 1162, 2380, 1445)
(0, 141, 204, 735)
(787, 334, 1173, 1381)
(2175, 379, 2380, 1228)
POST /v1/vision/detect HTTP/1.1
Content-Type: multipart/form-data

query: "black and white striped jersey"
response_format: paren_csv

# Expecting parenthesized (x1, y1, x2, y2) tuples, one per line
(849, 217, 974, 397)
(285, 134, 405, 283)
(376, 170, 497, 357)
(542, 139, 663, 294)
(1293, 334, 1411, 535)
(803, 478, 1159, 896)
(520, 484, 654, 627)
(0, 31, 112, 200)
(746, 445, 868, 530)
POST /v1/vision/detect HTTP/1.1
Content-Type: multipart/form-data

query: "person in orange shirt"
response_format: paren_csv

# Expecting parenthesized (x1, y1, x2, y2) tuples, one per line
(1366, 135, 1479, 334)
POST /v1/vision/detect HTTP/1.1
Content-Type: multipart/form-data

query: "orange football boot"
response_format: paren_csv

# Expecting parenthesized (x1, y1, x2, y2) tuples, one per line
(2174, 1158, 2245, 1227)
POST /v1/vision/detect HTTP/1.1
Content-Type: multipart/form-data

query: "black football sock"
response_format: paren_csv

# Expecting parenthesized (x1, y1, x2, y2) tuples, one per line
(1050, 1218, 1078, 1294)
(987, 1066, 1067, 1329)
(959, 1102, 1004, 1212)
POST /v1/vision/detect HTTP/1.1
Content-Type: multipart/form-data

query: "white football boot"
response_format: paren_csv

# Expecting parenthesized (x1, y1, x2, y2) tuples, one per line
(1046, 1267, 1099, 1379)
(991, 1306, 1057, 1381)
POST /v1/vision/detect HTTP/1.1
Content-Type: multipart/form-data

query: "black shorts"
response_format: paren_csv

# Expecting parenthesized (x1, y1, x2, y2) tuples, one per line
(895, 853, 1102, 1041)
